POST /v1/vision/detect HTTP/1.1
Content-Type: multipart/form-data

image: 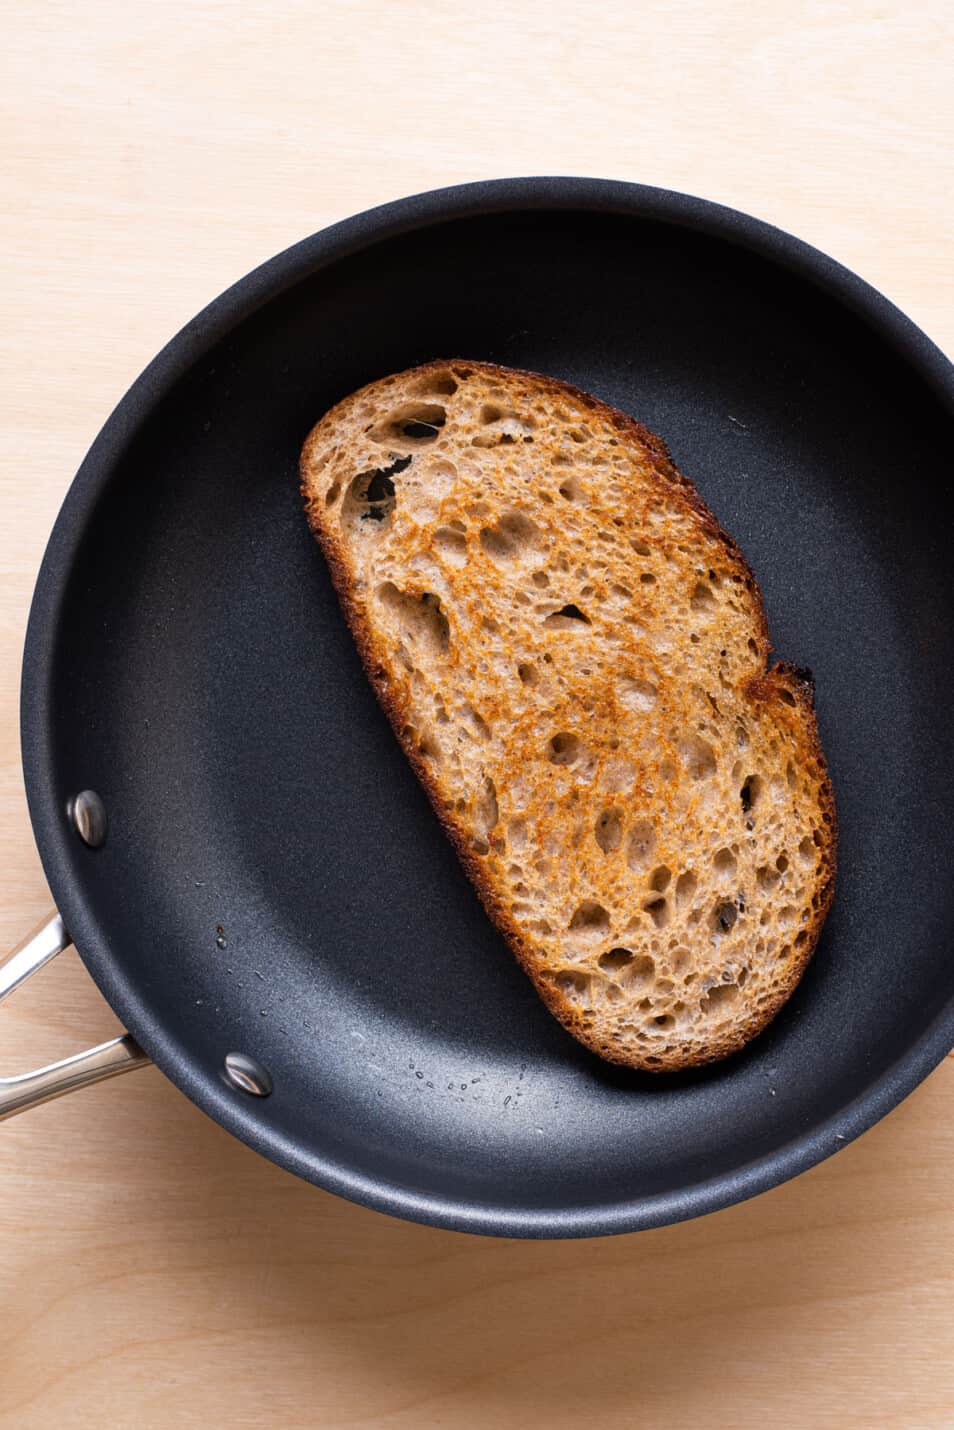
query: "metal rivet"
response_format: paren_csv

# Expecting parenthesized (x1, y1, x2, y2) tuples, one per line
(223, 1051, 273, 1097)
(68, 790, 108, 848)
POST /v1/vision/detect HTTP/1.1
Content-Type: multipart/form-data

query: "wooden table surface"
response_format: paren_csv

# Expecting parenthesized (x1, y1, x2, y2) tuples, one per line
(2, 3, 952, 1425)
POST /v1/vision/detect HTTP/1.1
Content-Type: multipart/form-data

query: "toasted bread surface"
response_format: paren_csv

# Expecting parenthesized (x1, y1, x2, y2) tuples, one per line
(301, 361, 836, 1070)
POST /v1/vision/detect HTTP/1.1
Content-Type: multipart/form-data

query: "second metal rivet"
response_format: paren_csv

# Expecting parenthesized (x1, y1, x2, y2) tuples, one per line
(223, 1051, 273, 1097)
(69, 790, 108, 848)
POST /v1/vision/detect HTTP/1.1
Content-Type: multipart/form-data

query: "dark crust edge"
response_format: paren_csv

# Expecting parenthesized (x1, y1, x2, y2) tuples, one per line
(300, 359, 838, 1073)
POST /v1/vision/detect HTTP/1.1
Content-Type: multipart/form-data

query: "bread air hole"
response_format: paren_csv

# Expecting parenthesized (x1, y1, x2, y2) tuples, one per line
(361, 468, 401, 500)
(479, 510, 539, 563)
(650, 866, 671, 893)
(690, 581, 716, 613)
(544, 603, 591, 628)
(675, 870, 697, 907)
(475, 776, 498, 836)
(517, 661, 538, 686)
(461, 703, 492, 741)
(740, 773, 764, 814)
(680, 734, 717, 780)
(703, 981, 739, 1012)
(550, 970, 591, 1006)
(558, 475, 585, 502)
(594, 807, 623, 854)
(547, 732, 581, 765)
(368, 402, 447, 444)
(713, 847, 737, 879)
(345, 454, 412, 524)
(598, 947, 633, 971)
(376, 583, 449, 656)
(472, 404, 535, 447)
(568, 900, 610, 936)
(413, 370, 458, 397)
(626, 819, 656, 871)
(612, 954, 656, 991)
(712, 900, 739, 934)
(433, 526, 467, 566)
(644, 897, 670, 930)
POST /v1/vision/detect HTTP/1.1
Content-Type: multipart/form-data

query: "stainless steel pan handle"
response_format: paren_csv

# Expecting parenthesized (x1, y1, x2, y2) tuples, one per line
(0, 914, 149, 1120)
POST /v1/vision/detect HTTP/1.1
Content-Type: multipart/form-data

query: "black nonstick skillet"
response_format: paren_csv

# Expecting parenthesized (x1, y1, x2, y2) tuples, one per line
(3, 178, 952, 1237)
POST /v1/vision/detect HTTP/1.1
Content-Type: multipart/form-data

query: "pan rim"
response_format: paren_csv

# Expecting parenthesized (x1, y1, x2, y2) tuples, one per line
(19, 176, 954, 1237)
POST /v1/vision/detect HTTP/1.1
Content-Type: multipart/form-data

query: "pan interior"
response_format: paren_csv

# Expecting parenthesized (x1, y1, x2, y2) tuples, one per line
(35, 203, 954, 1226)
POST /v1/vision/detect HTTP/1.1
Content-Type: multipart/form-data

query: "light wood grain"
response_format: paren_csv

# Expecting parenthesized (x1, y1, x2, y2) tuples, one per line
(1, 2, 952, 1426)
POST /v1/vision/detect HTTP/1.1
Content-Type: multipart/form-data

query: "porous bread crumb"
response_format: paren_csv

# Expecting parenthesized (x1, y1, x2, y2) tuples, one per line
(301, 361, 836, 1071)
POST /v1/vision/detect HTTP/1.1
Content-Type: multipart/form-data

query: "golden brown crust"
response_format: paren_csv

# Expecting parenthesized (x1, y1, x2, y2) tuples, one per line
(301, 360, 837, 1071)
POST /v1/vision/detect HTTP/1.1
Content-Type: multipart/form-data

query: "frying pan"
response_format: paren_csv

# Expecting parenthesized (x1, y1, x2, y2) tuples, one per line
(2, 178, 953, 1238)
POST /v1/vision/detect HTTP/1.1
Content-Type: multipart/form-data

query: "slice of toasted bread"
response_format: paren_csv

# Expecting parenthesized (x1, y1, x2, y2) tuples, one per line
(301, 361, 836, 1070)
